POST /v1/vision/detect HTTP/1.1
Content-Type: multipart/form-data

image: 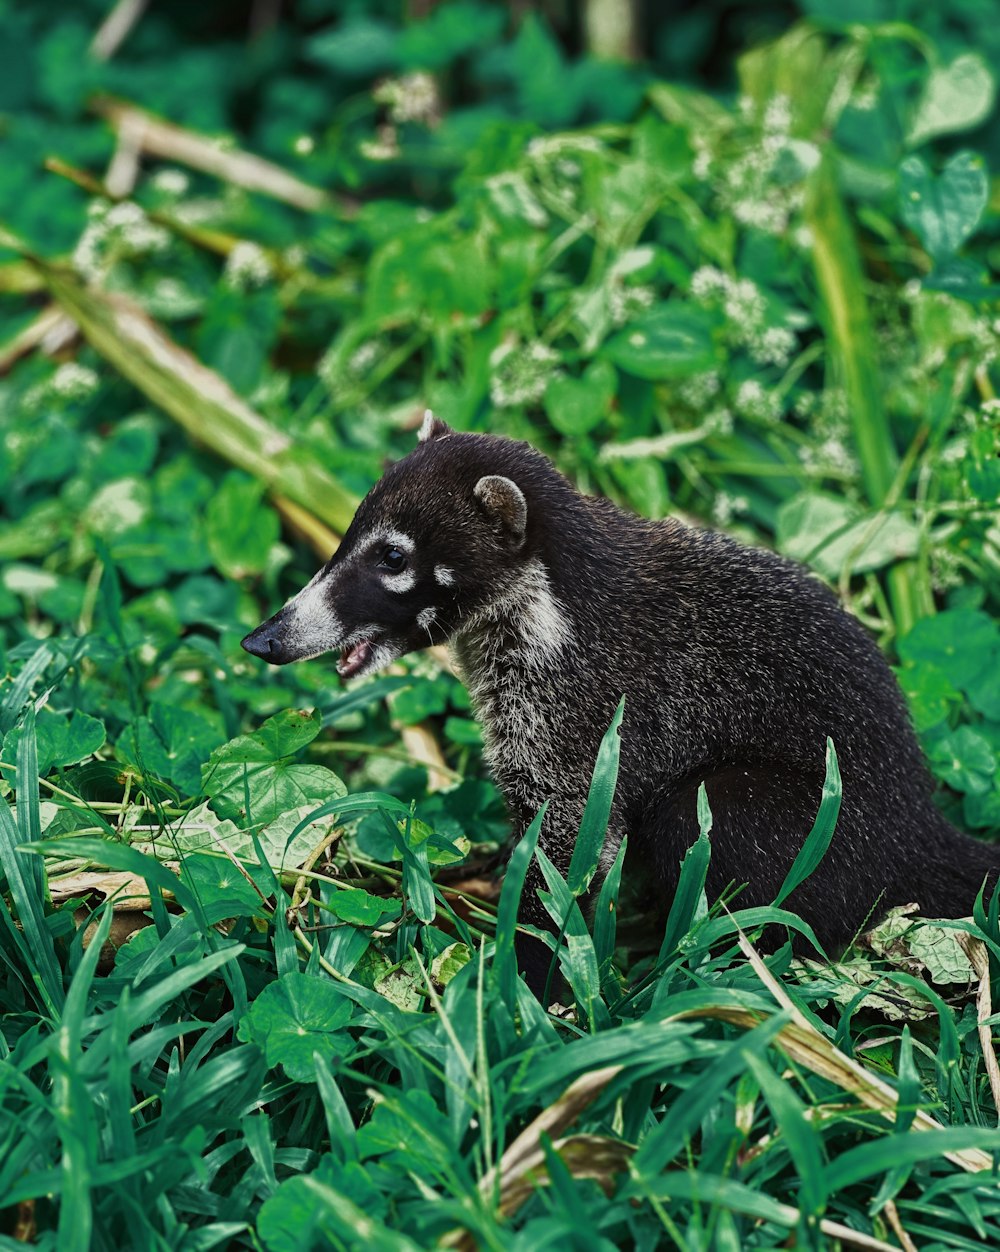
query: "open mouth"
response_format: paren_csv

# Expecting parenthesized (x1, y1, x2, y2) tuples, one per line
(337, 638, 374, 679)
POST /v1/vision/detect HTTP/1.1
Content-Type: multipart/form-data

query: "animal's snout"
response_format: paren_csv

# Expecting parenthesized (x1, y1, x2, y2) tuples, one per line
(241, 616, 291, 665)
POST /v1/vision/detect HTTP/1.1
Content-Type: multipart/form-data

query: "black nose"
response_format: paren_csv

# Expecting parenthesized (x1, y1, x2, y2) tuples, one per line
(241, 619, 287, 664)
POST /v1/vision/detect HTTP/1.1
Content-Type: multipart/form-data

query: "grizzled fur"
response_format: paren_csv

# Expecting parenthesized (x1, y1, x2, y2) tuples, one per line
(243, 420, 999, 997)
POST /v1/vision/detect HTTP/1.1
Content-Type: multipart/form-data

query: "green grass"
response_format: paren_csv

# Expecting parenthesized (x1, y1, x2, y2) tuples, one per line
(2, 2, 1000, 1247)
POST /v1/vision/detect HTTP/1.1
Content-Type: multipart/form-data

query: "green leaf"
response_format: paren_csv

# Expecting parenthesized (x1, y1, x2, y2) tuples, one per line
(568, 698, 624, 896)
(494, 804, 545, 1012)
(898, 610, 999, 691)
(327, 888, 401, 927)
(745, 1052, 828, 1224)
(775, 493, 919, 578)
(900, 152, 989, 262)
(907, 55, 996, 148)
(2, 709, 106, 780)
(179, 852, 269, 921)
(896, 664, 961, 732)
(202, 709, 346, 826)
(928, 726, 997, 795)
(238, 972, 354, 1082)
(601, 304, 717, 380)
(131, 704, 223, 794)
(205, 471, 281, 579)
(774, 739, 841, 908)
(543, 360, 617, 435)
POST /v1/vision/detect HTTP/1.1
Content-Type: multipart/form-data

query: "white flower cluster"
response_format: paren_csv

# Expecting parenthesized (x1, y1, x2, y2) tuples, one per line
(930, 545, 964, 591)
(374, 72, 440, 126)
(24, 362, 99, 410)
(711, 491, 750, 526)
(734, 378, 782, 424)
(752, 325, 797, 367)
(799, 436, 859, 478)
(716, 94, 819, 237)
(489, 340, 560, 408)
(360, 124, 401, 162)
(150, 168, 190, 197)
(677, 371, 721, 408)
(224, 241, 272, 291)
(608, 282, 655, 326)
(73, 200, 170, 279)
(690, 267, 798, 368)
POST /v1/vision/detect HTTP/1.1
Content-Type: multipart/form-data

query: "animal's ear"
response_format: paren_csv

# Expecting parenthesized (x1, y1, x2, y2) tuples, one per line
(474, 475, 527, 548)
(418, 409, 452, 443)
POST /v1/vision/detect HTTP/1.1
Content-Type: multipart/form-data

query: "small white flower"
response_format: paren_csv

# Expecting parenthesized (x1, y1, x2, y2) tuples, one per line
(373, 72, 439, 126)
(692, 146, 712, 181)
(724, 277, 766, 328)
(51, 362, 99, 400)
(678, 371, 722, 408)
(489, 340, 560, 408)
(151, 168, 190, 196)
(751, 325, 796, 367)
(763, 94, 792, 135)
(348, 342, 380, 375)
(690, 266, 729, 301)
(224, 241, 272, 291)
(735, 378, 782, 424)
(294, 134, 315, 155)
(360, 125, 400, 162)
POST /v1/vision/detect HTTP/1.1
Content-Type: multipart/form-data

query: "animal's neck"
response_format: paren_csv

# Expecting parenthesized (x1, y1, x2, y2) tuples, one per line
(451, 557, 574, 697)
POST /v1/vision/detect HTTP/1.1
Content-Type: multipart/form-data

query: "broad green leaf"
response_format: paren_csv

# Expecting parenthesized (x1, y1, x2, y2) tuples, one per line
(543, 360, 616, 435)
(898, 610, 999, 691)
(900, 152, 989, 262)
(205, 471, 281, 579)
(202, 710, 345, 826)
(928, 726, 997, 795)
(179, 852, 269, 921)
(775, 493, 919, 577)
(895, 664, 961, 733)
(131, 704, 223, 794)
(2, 709, 106, 780)
(327, 887, 401, 927)
(601, 304, 717, 380)
(907, 56, 996, 148)
(238, 972, 354, 1082)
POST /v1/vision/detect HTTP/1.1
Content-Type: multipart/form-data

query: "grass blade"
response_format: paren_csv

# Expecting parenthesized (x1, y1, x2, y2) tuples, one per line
(494, 805, 545, 1013)
(773, 737, 841, 907)
(567, 697, 624, 896)
(0, 711, 62, 1016)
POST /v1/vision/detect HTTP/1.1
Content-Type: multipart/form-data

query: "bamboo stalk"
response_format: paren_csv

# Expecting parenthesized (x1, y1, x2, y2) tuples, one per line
(26, 255, 360, 534)
(92, 96, 337, 214)
(805, 156, 922, 635)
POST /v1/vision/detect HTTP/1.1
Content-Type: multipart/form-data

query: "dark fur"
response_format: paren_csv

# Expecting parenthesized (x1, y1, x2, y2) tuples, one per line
(243, 426, 998, 998)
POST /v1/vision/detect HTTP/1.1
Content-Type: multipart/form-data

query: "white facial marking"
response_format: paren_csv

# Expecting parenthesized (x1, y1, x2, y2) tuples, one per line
(416, 606, 437, 643)
(382, 569, 416, 593)
(283, 569, 345, 656)
(418, 409, 436, 442)
(434, 566, 455, 586)
(366, 528, 414, 554)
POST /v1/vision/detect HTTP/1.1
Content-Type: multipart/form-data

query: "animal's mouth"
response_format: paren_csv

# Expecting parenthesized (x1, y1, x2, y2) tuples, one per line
(337, 638, 374, 679)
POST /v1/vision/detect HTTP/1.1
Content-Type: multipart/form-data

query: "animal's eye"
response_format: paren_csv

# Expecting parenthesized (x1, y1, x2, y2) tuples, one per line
(379, 546, 407, 573)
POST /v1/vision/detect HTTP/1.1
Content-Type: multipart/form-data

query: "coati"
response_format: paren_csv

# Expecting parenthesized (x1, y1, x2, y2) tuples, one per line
(242, 414, 999, 997)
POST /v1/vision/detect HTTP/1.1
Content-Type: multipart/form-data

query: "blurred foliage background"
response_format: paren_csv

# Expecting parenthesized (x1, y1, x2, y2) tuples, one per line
(2, 1, 1000, 1247)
